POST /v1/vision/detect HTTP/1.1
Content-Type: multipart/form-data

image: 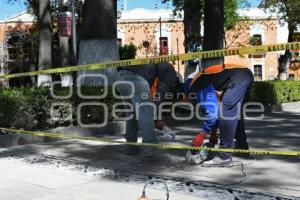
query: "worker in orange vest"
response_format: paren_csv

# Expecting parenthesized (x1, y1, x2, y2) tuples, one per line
(184, 64, 254, 167)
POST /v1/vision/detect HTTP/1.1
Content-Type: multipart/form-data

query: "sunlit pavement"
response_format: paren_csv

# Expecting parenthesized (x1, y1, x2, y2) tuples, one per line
(0, 112, 299, 199)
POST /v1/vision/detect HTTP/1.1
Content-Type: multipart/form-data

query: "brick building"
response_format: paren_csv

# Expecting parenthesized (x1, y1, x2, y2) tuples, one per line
(0, 12, 34, 87)
(0, 8, 299, 82)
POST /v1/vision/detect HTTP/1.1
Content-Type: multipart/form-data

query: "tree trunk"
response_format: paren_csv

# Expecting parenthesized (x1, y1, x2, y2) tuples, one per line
(60, 36, 73, 86)
(37, 0, 52, 87)
(202, 0, 224, 69)
(183, 0, 202, 80)
(278, 25, 295, 80)
(183, 0, 202, 52)
(78, 0, 119, 87)
(58, 0, 72, 87)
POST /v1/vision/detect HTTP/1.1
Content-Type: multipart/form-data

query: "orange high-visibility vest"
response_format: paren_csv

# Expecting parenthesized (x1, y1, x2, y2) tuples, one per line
(150, 78, 160, 97)
(190, 64, 248, 89)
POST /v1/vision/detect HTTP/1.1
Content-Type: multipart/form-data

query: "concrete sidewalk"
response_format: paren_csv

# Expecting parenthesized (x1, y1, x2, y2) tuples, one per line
(0, 112, 299, 199)
(0, 157, 205, 200)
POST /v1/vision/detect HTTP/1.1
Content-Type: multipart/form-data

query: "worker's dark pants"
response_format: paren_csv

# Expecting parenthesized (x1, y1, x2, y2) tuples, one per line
(235, 113, 249, 149)
(218, 70, 254, 159)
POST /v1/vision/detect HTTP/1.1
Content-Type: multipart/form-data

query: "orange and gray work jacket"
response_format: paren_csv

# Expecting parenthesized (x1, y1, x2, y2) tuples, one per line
(184, 64, 251, 134)
(189, 64, 249, 93)
(119, 63, 177, 104)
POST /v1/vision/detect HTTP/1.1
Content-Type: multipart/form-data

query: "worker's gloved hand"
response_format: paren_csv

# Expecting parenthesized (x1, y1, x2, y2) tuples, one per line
(191, 132, 206, 153)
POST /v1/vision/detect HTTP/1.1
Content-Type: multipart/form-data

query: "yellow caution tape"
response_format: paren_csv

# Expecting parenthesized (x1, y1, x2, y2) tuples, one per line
(0, 42, 299, 79)
(1, 127, 299, 157)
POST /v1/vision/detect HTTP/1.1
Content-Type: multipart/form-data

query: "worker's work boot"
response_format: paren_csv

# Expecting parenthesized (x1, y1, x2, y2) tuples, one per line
(156, 126, 176, 142)
(185, 142, 211, 165)
(185, 133, 207, 164)
(163, 126, 176, 141)
(201, 157, 233, 168)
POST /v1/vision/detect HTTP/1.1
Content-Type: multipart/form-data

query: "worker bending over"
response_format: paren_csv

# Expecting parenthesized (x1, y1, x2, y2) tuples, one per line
(184, 64, 254, 167)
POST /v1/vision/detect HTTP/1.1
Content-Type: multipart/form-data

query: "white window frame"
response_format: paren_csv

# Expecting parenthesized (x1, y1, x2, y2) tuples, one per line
(250, 24, 266, 45)
(117, 27, 125, 45)
(155, 24, 172, 55)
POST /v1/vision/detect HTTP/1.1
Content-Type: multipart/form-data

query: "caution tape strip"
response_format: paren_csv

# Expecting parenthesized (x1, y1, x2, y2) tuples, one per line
(1, 127, 299, 157)
(0, 42, 299, 79)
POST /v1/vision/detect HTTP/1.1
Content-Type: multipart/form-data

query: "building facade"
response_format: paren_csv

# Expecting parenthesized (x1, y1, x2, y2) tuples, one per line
(0, 8, 299, 83)
(0, 12, 34, 87)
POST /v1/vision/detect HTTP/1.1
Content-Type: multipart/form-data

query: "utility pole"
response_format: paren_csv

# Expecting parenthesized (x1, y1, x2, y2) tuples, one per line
(176, 37, 180, 72)
(159, 16, 162, 55)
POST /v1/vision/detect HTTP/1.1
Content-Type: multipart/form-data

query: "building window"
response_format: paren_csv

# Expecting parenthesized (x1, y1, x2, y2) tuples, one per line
(117, 38, 122, 47)
(250, 34, 262, 46)
(159, 37, 169, 55)
(254, 64, 263, 81)
(290, 33, 300, 62)
(293, 32, 300, 42)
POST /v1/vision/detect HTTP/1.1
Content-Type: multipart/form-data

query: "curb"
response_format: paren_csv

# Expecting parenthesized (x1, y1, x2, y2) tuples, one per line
(265, 101, 300, 113)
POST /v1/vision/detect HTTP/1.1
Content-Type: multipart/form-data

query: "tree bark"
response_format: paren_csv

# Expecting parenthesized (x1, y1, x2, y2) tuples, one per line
(58, 0, 72, 87)
(78, 0, 119, 86)
(202, 0, 224, 69)
(183, 0, 202, 80)
(278, 24, 295, 80)
(183, 0, 202, 52)
(60, 36, 73, 86)
(37, 0, 52, 87)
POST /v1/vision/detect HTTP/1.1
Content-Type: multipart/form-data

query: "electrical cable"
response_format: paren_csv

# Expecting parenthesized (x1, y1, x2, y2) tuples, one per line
(140, 180, 169, 200)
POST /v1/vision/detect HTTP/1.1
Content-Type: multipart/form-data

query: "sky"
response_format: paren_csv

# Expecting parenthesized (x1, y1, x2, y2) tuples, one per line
(0, 0, 262, 20)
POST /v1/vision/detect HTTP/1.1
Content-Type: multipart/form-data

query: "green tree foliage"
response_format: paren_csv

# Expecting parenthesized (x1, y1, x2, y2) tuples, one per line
(119, 43, 137, 60)
(224, 0, 249, 30)
(24, 0, 39, 18)
(261, 0, 300, 39)
(163, 0, 203, 52)
(164, 0, 249, 31)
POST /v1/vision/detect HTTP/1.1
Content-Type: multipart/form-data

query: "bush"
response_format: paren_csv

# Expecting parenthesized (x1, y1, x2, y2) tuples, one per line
(248, 80, 300, 105)
(119, 43, 137, 60)
(0, 81, 299, 130)
(0, 87, 119, 131)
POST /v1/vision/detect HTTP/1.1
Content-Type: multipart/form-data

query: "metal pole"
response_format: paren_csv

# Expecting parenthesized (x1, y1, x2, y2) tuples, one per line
(71, 0, 77, 61)
(159, 17, 162, 55)
(176, 37, 180, 72)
